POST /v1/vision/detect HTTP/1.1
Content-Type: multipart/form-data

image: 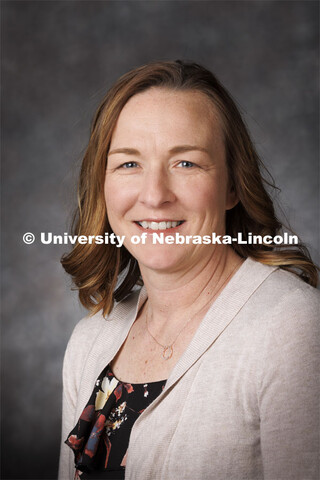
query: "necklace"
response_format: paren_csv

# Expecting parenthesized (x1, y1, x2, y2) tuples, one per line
(145, 259, 243, 360)
(146, 308, 193, 360)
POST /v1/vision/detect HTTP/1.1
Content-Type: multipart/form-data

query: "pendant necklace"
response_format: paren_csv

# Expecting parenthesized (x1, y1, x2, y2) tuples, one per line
(146, 308, 194, 360)
(145, 259, 242, 360)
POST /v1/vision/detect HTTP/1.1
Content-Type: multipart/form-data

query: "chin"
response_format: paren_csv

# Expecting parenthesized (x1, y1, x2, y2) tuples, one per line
(133, 246, 187, 273)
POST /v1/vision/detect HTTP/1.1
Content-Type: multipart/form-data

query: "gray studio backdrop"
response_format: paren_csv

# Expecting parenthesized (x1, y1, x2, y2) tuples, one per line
(2, 1, 319, 478)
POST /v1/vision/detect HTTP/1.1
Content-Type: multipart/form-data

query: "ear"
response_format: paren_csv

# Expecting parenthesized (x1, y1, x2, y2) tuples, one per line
(225, 183, 239, 211)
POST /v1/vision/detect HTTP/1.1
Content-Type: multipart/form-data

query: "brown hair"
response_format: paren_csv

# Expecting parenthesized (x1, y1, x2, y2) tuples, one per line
(61, 60, 318, 316)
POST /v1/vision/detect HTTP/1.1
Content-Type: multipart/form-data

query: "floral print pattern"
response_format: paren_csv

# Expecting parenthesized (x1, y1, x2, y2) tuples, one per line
(95, 376, 119, 411)
(65, 365, 166, 479)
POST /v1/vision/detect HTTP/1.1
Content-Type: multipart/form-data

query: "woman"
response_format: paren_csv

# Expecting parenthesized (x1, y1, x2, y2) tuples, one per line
(59, 61, 319, 480)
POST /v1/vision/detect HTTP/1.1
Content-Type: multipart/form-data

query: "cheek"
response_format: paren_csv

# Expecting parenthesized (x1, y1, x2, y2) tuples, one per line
(104, 178, 135, 221)
(104, 180, 119, 223)
(182, 176, 228, 215)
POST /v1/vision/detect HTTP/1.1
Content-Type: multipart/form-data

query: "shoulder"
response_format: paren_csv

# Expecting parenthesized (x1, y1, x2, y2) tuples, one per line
(62, 312, 107, 394)
(265, 266, 318, 299)
(64, 309, 109, 364)
(67, 286, 142, 343)
(254, 266, 319, 324)
(61, 288, 143, 419)
(63, 288, 142, 384)
(244, 266, 319, 376)
(226, 264, 319, 414)
(234, 262, 319, 364)
(67, 311, 106, 353)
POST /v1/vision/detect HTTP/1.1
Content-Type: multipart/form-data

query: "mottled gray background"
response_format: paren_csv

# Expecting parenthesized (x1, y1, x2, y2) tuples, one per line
(1, 1, 319, 478)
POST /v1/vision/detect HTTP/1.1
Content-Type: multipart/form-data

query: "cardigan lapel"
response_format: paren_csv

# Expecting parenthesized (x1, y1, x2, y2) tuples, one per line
(165, 258, 277, 390)
(76, 287, 148, 417)
(92, 286, 148, 374)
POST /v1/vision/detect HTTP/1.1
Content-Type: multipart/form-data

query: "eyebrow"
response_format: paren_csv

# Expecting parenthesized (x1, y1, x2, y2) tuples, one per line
(108, 145, 210, 156)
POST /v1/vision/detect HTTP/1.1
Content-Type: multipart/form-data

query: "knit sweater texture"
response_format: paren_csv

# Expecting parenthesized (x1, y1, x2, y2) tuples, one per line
(58, 258, 319, 480)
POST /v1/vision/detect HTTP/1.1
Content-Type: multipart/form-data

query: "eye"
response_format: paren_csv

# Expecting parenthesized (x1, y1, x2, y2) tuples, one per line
(119, 161, 139, 169)
(177, 160, 196, 168)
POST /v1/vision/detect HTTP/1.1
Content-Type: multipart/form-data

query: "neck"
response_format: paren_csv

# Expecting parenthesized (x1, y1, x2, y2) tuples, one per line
(139, 246, 242, 325)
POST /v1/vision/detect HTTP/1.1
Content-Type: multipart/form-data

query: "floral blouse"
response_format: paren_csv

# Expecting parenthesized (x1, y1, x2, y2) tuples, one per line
(65, 365, 166, 479)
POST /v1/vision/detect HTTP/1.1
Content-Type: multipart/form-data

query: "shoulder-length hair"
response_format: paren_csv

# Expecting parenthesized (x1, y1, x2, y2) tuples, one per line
(61, 60, 318, 316)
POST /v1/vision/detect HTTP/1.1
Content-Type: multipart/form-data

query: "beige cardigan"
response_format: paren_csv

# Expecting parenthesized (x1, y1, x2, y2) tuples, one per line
(58, 258, 319, 479)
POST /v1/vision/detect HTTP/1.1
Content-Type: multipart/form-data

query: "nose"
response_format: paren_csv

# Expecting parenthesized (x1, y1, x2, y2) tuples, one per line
(138, 167, 176, 208)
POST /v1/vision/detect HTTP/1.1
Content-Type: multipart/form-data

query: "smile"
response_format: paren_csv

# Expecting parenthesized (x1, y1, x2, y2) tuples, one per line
(136, 221, 184, 230)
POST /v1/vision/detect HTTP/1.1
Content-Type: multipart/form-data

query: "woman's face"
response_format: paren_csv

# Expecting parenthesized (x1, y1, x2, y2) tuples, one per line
(104, 87, 237, 273)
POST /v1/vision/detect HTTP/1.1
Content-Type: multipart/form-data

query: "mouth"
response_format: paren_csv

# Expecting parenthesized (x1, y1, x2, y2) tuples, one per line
(135, 220, 185, 231)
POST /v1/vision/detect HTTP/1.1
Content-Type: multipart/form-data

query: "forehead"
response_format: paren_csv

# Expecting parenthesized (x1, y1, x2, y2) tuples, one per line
(110, 87, 224, 151)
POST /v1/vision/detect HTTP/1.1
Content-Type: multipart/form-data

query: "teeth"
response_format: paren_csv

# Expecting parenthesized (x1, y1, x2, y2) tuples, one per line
(138, 221, 182, 230)
(150, 221, 159, 230)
